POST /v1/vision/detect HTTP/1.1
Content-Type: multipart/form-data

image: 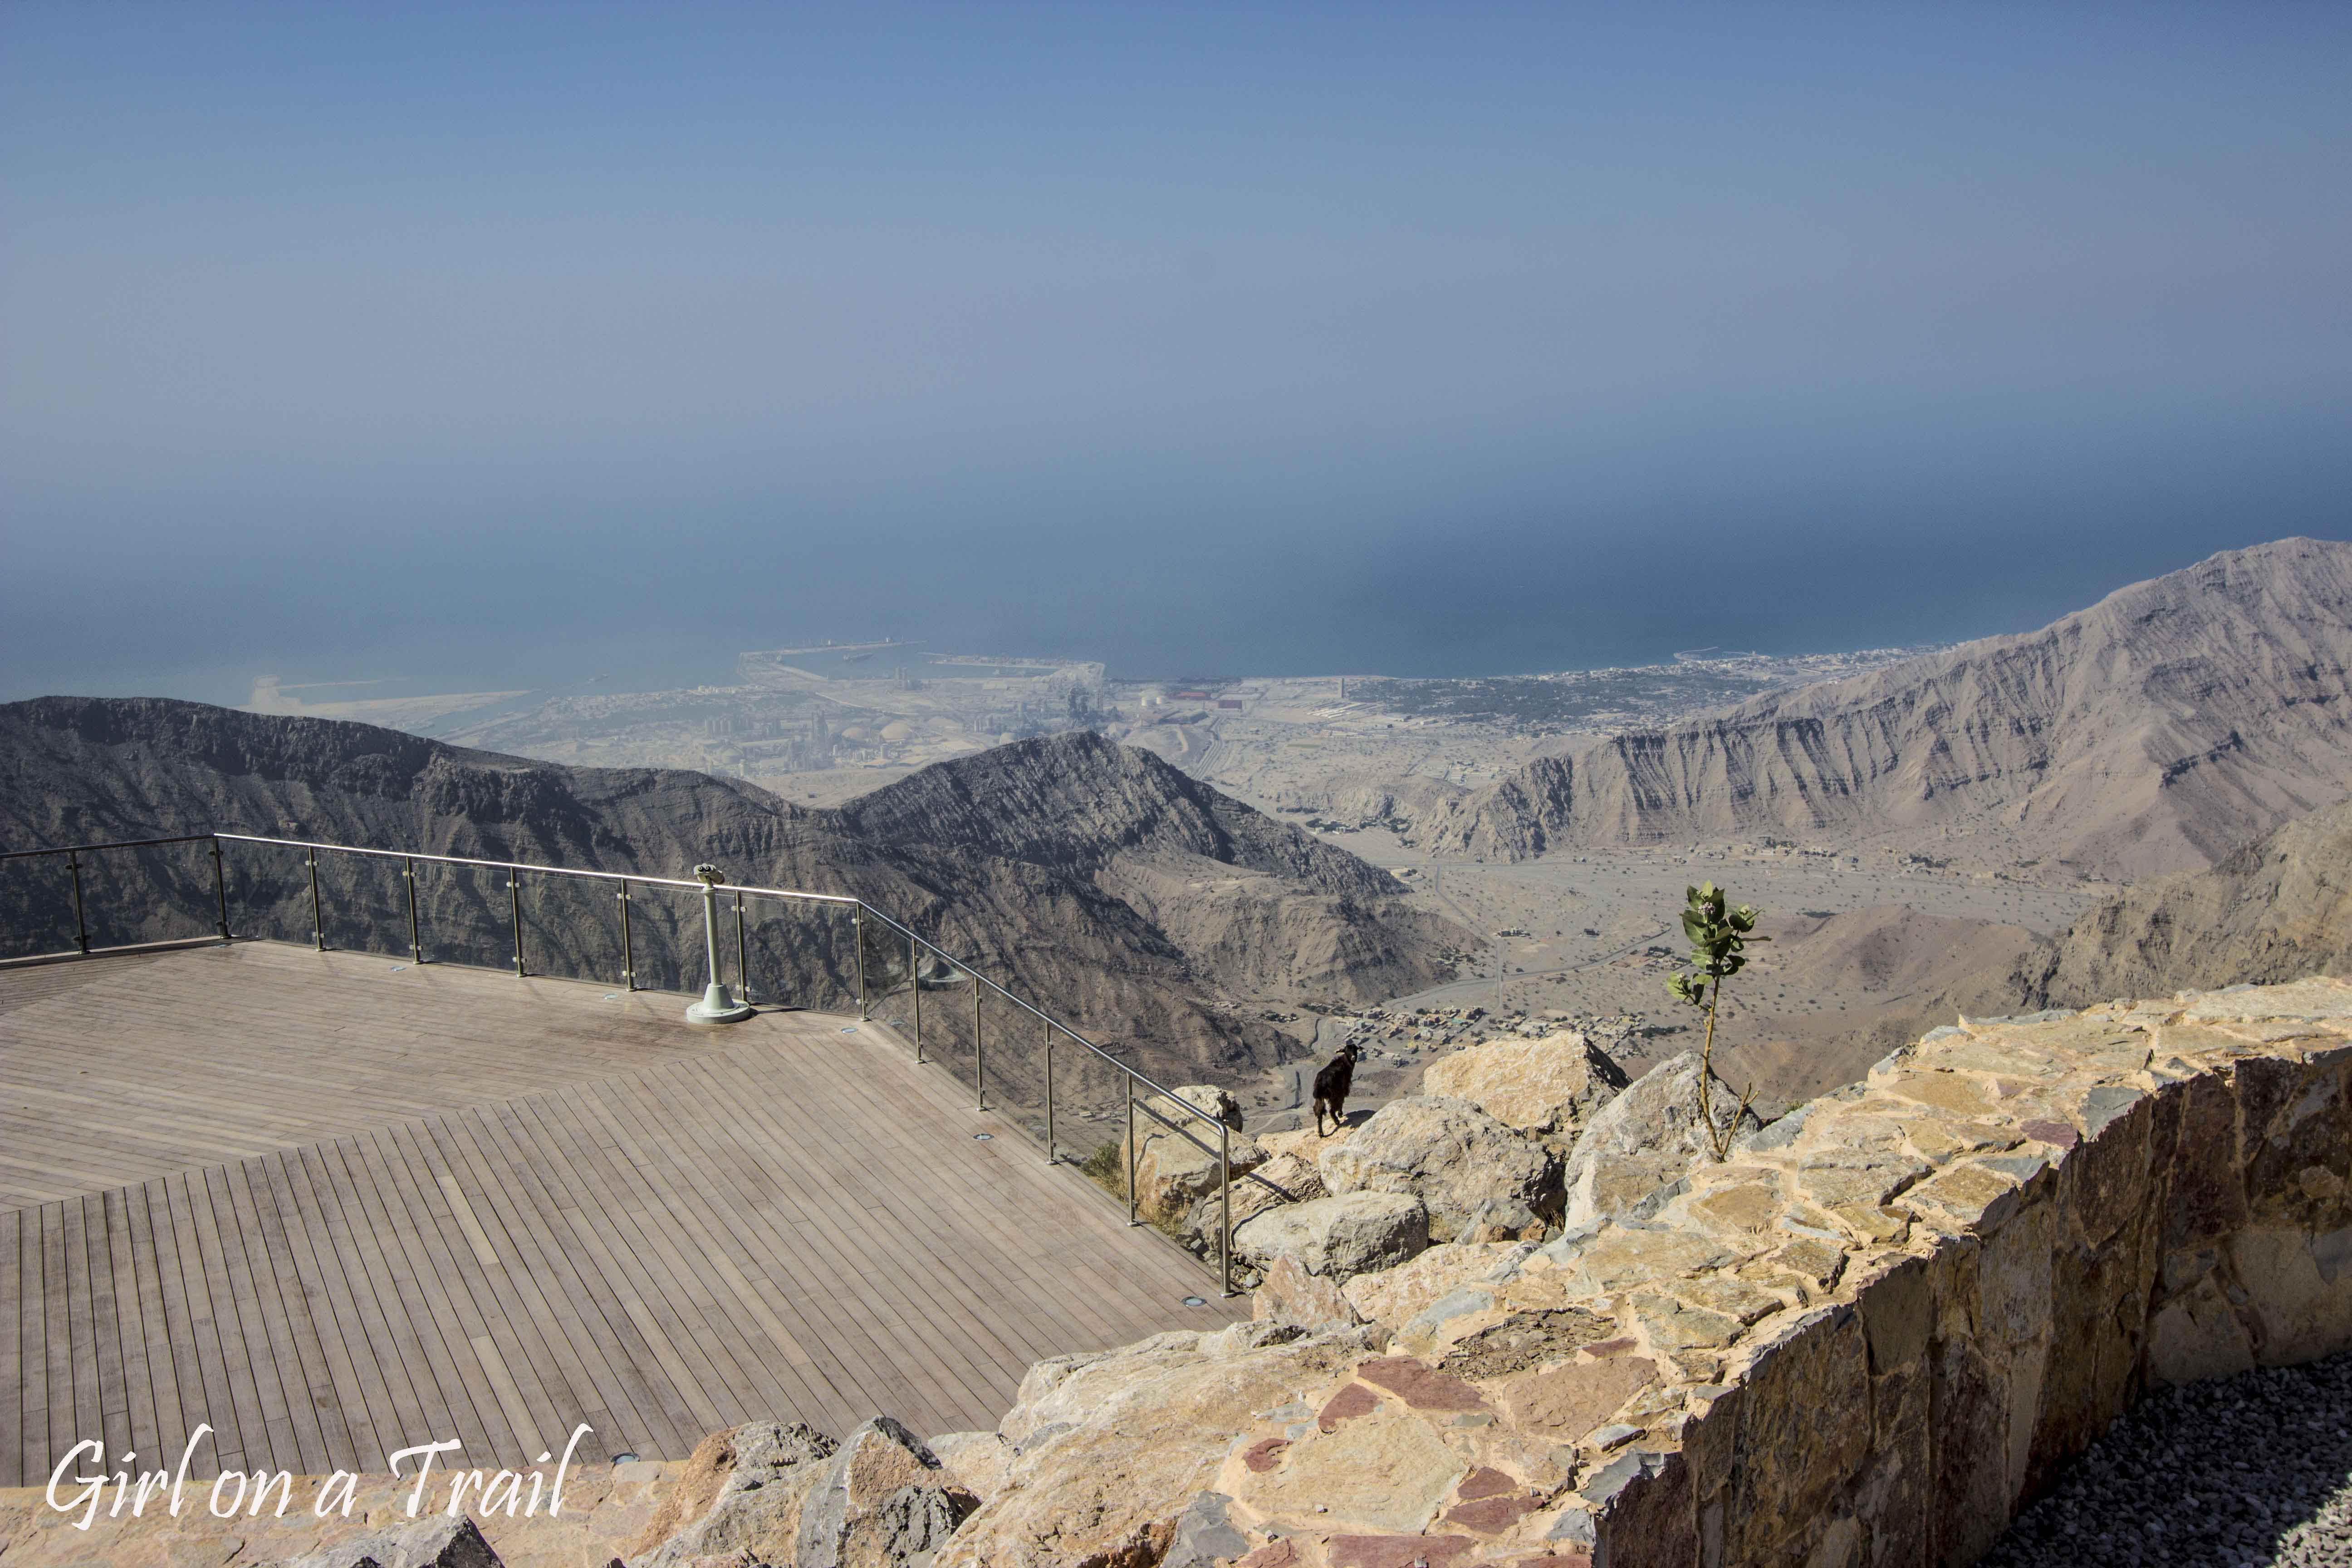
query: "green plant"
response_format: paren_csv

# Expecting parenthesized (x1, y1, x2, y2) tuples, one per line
(1078, 1139, 1127, 1197)
(1665, 881, 1767, 1160)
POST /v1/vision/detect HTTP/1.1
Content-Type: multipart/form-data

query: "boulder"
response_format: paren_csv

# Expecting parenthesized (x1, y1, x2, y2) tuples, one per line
(1127, 1086, 1268, 1231)
(937, 1322, 1372, 1568)
(274, 1515, 500, 1568)
(629, 1420, 839, 1567)
(1421, 1031, 1629, 1138)
(1559, 1051, 1764, 1228)
(1181, 1150, 1325, 1263)
(1316, 1096, 1562, 1243)
(1234, 1192, 1429, 1280)
(795, 1416, 980, 1568)
(1339, 1241, 1532, 1329)
(924, 1430, 1014, 1502)
(1252, 1252, 1367, 1334)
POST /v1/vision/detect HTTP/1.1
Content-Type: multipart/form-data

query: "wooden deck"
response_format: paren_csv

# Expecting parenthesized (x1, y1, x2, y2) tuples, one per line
(0, 942, 1241, 1485)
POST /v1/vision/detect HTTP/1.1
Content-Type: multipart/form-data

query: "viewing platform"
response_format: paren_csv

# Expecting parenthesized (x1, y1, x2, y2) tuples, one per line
(0, 940, 1242, 1487)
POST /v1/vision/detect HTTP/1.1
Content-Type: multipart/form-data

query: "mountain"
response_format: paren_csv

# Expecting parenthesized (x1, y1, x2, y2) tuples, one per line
(1723, 906, 2044, 1103)
(2014, 790, 2352, 1009)
(1424, 539, 2352, 879)
(0, 697, 1468, 1088)
(1728, 791, 2352, 1096)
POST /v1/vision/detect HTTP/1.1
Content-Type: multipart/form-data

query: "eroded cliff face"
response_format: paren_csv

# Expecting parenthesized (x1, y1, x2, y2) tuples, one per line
(1424, 539, 2352, 880)
(0, 698, 1466, 1083)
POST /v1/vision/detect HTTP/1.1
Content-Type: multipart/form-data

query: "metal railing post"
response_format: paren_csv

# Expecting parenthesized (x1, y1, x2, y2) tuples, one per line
(510, 871, 526, 977)
(1125, 1078, 1140, 1226)
(67, 850, 90, 955)
(617, 879, 634, 989)
(853, 905, 869, 1019)
(210, 837, 231, 941)
(735, 892, 749, 1003)
(1043, 1022, 1055, 1165)
(307, 852, 324, 950)
(1220, 1120, 1235, 1297)
(403, 856, 423, 962)
(973, 976, 986, 1110)
(910, 934, 922, 1062)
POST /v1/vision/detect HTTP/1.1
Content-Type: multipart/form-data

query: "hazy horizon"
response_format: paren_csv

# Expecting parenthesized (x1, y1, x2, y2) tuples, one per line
(5, 4, 2350, 705)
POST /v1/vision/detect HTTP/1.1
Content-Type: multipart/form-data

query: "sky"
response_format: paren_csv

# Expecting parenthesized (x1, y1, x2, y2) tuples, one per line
(4, 1, 2349, 701)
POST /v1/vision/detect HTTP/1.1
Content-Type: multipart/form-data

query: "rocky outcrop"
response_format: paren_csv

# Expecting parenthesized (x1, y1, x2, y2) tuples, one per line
(794, 1417, 977, 1568)
(1420, 1031, 1629, 1140)
(274, 1515, 501, 1568)
(1125, 1085, 1266, 1231)
(1423, 539, 2352, 879)
(259, 972, 2342, 1568)
(1318, 1096, 1563, 1244)
(877, 974, 2352, 1568)
(933, 1321, 1376, 1568)
(1559, 1049, 1762, 1229)
(1234, 1191, 1429, 1281)
(628, 1420, 839, 1567)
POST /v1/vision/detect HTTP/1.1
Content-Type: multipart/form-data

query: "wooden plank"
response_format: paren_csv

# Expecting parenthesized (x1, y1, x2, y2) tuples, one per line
(567, 1076, 858, 1427)
(252, 1152, 368, 1472)
(205, 1161, 321, 1474)
(336, 1131, 501, 1470)
(0, 1208, 21, 1488)
(20, 1213, 48, 1495)
(143, 1176, 220, 1478)
(307, 1139, 460, 1464)
(269, 1148, 394, 1473)
(65, 1196, 116, 1460)
(176, 1166, 272, 1473)
(504, 1092, 739, 1438)
(520, 1088, 753, 1422)
(99, 1188, 159, 1464)
(426, 1113, 640, 1463)
(121, 1182, 187, 1469)
(615, 1059, 970, 1427)
(378, 1118, 555, 1462)
(467, 1099, 686, 1461)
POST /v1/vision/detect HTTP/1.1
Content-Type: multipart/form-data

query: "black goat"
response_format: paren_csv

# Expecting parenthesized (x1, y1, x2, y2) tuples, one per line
(1312, 1042, 1360, 1137)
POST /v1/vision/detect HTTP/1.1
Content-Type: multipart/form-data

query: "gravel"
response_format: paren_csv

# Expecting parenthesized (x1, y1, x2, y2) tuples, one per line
(1982, 1351, 2352, 1568)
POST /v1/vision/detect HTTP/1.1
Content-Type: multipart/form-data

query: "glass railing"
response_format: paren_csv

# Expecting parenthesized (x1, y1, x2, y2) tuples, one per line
(0, 831, 1289, 1293)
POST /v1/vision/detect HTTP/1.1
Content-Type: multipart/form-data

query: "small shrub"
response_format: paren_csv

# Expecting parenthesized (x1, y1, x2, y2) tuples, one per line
(1078, 1139, 1127, 1197)
(1665, 881, 1766, 1161)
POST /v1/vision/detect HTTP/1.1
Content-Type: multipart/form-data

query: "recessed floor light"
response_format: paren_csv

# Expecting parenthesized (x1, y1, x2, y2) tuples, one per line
(602, 992, 620, 1000)
(611, 1451, 640, 1464)
(1182, 1296, 1207, 1307)
(973, 1132, 994, 1140)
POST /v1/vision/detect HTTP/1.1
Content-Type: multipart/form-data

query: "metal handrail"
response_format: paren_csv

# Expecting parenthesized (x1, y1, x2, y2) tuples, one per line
(0, 829, 1270, 1294)
(0, 833, 216, 861)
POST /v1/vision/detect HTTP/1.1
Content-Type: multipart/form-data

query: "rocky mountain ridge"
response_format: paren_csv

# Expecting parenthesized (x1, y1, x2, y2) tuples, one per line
(2014, 787, 2352, 1010)
(1423, 538, 2352, 880)
(0, 696, 1468, 1083)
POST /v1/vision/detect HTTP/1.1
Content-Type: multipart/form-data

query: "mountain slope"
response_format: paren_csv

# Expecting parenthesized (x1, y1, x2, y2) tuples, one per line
(0, 697, 1467, 1083)
(2015, 791, 2352, 1008)
(1426, 539, 2352, 878)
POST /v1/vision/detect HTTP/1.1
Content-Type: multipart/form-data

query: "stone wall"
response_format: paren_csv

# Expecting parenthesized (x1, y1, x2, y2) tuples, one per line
(929, 977, 2352, 1568)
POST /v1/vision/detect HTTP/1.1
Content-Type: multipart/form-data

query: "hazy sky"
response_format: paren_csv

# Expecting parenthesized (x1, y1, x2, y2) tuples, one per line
(5, 2, 2349, 701)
